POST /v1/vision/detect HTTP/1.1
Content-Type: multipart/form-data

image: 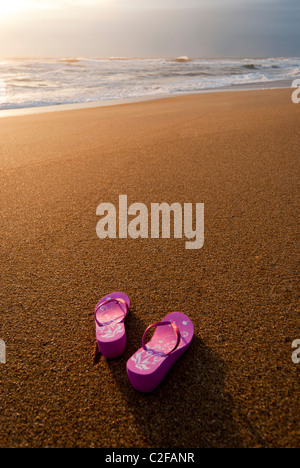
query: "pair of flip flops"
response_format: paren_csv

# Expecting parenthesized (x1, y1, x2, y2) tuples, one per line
(94, 292, 194, 393)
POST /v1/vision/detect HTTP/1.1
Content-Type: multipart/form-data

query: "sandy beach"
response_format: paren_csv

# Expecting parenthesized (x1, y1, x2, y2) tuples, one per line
(0, 89, 299, 448)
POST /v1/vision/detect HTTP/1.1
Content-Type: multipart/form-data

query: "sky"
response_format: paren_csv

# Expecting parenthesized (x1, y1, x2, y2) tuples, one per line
(0, 0, 299, 58)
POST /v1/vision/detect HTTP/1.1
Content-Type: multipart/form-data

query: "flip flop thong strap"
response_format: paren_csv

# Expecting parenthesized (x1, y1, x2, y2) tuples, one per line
(95, 297, 128, 327)
(142, 321, 181, 357)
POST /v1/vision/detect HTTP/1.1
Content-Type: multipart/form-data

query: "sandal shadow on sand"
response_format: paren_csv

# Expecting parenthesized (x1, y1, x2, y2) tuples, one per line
(127, 312, 194, 393)
(95, 292, 130, 359)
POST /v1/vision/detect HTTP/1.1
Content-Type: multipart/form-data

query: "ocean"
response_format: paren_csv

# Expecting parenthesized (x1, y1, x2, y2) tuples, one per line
(0, 57, 299, 111)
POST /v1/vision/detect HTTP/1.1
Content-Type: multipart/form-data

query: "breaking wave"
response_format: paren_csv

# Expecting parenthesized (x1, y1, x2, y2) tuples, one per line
(0, 57, 299, 110)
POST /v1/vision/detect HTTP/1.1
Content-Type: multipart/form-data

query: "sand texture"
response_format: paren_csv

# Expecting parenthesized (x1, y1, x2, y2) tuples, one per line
(0, 90, 299, 448)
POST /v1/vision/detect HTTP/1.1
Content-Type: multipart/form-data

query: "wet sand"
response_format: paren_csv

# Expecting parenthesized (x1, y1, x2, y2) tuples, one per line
(0, 89, 299, 448)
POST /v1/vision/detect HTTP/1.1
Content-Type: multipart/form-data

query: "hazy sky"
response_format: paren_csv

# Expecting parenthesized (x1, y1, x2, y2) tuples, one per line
(0, 0, 299, 58)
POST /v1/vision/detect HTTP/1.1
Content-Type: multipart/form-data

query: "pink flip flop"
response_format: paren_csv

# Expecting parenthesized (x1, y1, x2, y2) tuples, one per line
(95, 292, 130, 358)
(127, 312, 194, 392)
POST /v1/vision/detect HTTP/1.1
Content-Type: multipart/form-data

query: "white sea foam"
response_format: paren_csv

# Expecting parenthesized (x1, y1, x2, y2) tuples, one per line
(0, 57, 299, 110)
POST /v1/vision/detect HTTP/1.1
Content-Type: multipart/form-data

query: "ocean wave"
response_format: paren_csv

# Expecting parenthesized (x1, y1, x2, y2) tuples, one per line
(0, 56, 299, 110)
(174, 56, 190, 63)
(243, 64, 258, 70)
(108, 57, 137, 61)
(59, 58, 82, 64)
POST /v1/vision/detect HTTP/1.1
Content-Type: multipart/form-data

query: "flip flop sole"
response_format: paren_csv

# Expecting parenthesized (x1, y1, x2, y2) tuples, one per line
(95, 292, 130, 359)
(127, 312, 194, 392)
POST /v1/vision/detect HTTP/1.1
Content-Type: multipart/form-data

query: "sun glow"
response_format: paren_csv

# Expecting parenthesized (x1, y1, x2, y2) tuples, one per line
(0, 0, 110, 16)
(0, 0, 67, 17)
(0, 0, 28, 14)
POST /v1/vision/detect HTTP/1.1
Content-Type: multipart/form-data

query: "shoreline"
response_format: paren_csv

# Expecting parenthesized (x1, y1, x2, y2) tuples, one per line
(0, 78, 295, 118)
